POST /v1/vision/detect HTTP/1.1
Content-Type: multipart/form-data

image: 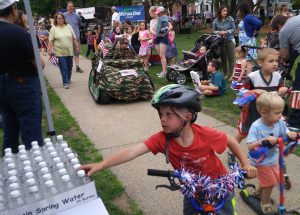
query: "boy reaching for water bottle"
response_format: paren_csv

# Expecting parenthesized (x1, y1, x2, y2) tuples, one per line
(80, 84, 257, 215)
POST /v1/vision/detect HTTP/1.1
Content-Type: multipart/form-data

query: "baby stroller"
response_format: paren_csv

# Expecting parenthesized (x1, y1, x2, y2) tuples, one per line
(166, 34, 224, 85)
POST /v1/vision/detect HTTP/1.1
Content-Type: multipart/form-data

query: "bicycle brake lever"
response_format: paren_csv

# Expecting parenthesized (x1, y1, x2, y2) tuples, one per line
(155, 184, 180, 191)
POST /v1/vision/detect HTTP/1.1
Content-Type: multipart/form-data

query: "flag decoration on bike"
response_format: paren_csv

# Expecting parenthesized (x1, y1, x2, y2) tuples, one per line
(289, 91, 300, 109)
(174, 163, 246, 206)
(98, 39, 109, 58)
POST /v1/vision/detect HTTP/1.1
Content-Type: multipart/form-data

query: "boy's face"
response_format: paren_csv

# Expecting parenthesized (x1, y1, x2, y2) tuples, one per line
(260, 107, 283, 125)
(87, 31, 92, 36)
(158, 106, 190, 134)
(207, 62, 215, 73)
(199, 46, 206, 53)
(259, 54, 278, 74)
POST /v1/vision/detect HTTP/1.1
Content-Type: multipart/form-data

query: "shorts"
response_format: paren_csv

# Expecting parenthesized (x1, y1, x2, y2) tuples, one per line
(211, 91, 220, 96)
(139, 46, 151, 56)
(73, 39, 81, 57)
(257, 164, 279, 188)
(183, 192, 236, 215)
(154, 35, 168, 45)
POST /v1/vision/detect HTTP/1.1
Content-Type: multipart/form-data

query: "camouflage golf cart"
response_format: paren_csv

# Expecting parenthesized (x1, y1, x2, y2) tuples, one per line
(88, 37, 155, 104)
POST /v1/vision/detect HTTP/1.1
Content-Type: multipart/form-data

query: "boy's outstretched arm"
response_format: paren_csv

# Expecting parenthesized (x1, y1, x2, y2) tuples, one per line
(80, 143, 150, 176)
(226, 135, 257, 179)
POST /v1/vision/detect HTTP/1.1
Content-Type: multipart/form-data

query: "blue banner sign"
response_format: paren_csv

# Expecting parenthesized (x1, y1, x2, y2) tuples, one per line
(116, 6, 145, 22)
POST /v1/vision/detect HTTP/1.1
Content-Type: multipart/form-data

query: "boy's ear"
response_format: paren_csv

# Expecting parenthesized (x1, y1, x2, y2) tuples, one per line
(258, 59, 263, 67)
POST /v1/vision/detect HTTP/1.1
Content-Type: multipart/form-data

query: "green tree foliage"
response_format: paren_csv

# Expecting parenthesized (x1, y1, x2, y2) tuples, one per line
(292, 0, 300, 9)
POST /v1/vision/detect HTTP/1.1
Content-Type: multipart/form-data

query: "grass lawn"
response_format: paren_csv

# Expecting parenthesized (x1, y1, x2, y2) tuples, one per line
(0, 83, 143, 215)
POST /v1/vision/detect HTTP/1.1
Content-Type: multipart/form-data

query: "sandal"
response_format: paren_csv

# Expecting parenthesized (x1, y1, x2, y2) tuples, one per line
(260, 203, 276, 215)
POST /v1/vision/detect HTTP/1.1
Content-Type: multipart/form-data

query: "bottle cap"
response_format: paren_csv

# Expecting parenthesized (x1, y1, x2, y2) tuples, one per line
(4, 148, 12, 154)
(45, 142, 53, 148)
(41, 167, 49, 174)
(7, 162, 16, 170)
(4, 157, 14, 164)
(71, 158, 79, 165)
(61, 175, 70, 182)
(34, 156, 43, 163)
(63, 148, 71, 154)
(31, 141, 38, 147)
(56, 135, 63, 141)
(77, 170, 86, 177)
(53, 157, 61, 164)
(58, 168, 67, 176)
(8, 169, 17, 176)
(26, 178, 36, 186)
(19, 154, 28, 161)
(24, 165, 33, 173)
(32, 145, 40, 151)
(8, 176, 18, 183)
(73, 164, 81, 171)
(44, 138, 51, 143)
(47, 147, 55, 153)
(67, 153, 75, 160)
(33, 150, 42, 156)
(61, 143, 68, 149)
(28, 185, 38, 193)
(18, 145, 25, 151)
(4, 152, 12, 158)
(56, 162, 64, 169)
(45, 180, 54, 188)
(10, 190, 20, 198)
(43, 173, 52, 181)
(38, 161, 47, 168)
(50, 151, 58, 158)
(25, 172, 34, 179)
(23, 160, 31, 166)
(9, 182, 20, 190)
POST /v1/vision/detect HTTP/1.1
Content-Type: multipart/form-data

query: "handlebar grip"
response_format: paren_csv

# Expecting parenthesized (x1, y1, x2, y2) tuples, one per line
(147, 169, 172, 177)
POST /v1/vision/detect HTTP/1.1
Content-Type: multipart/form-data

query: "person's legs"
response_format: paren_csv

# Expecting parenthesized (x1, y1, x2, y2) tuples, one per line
(2, 107, 20, 153)
(86, 45, 91, 58)
(288, 60, 300, 129)
(235, 133, 246, 143)
(66, 56, 73, 85)
(58, 56, 69, 88)
(227, 41, 236, 78)
(159, 43, 167, 73)
(74, 39, 83, 73)
(221, 42, 229, 77)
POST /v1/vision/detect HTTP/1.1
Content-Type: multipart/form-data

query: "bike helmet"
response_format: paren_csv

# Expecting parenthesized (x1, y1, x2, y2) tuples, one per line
(151, 84, 201, 113)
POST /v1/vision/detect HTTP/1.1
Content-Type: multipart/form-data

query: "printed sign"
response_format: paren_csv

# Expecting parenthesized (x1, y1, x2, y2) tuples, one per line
(76, 7, 95, 19)
(0, 182, 98, 215)
(116, 6, 145, 22)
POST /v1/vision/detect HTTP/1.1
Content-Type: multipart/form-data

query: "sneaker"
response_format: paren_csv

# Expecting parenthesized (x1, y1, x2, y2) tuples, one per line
(76, 66, 83, 73)
(260, 203, 276, 215)
(148, 62, 151, 67)
(68, 80, 72, 86)
(157, 72, 166, 78)
(63, 84, 70, 89)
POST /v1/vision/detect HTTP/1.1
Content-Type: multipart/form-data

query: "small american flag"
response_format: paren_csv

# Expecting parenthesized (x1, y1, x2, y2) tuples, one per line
(98, 39, 109, 58)
(290, 91, 300, 109)
(49, 53, 59, 66)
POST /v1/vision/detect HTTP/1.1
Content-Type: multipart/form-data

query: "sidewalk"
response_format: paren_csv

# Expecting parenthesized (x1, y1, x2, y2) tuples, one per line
(43, 56, 300, 214)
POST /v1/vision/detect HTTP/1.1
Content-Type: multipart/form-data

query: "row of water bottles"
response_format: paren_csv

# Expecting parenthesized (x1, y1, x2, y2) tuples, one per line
(0, 135, 91, 211)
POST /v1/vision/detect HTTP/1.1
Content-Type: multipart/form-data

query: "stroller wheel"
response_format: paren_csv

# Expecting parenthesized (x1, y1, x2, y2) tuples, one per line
(166, 69, 176, 82)
(175, 73, 187, 85)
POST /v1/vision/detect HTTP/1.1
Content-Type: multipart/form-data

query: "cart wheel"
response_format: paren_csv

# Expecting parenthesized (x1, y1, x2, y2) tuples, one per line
(175, 73, 186, 85)
(285, 176, 291, 190)
(166, 69, 176, 82)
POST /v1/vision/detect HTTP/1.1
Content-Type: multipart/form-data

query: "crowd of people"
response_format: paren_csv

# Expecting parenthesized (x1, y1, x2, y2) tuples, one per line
(1, 0, 300, 214)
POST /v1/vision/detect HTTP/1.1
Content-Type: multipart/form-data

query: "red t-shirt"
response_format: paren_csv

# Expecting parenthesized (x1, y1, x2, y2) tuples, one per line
(144, 124, 228, 179)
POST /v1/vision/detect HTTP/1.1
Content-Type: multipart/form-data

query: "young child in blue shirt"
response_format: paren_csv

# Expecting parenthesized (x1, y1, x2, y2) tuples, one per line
(247, 92, 297, 214)
(200, 59, 226, 96)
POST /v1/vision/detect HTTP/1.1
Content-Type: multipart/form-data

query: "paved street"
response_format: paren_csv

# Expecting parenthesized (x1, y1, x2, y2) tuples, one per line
(43, 56, 300, 214)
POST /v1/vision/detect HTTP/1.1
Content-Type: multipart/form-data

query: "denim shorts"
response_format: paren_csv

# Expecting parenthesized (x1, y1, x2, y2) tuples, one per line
(154, 35, 168, 45)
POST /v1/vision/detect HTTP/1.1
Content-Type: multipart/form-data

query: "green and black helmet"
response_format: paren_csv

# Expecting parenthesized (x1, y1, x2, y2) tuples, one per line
(151, 84, 201, 113)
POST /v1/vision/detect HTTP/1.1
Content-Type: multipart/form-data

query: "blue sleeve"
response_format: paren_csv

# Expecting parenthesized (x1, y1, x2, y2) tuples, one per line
(279, 119, 288, 137)
(155, 18, 162, 36)
(246, 14, 262, 31)
(212, 18, 219, 34)
(227, 16, 236, 34)
(247, 124, 259, 143)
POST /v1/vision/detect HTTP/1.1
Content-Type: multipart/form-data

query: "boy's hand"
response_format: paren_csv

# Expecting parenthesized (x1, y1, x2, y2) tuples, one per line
(278, 87, 289, 96)
(287, 131, 298, 140)
(79, 163, 103, 176)
(242, 164, 257, 179)
(266, 136, 278, 145)
(254, 89, 266, 95)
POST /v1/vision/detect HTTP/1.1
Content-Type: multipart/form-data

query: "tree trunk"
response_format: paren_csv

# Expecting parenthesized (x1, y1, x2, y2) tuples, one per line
(56, 0, 62, 9)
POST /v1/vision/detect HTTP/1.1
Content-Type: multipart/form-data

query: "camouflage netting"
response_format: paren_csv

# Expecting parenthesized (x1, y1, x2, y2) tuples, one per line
(92, 56, 154, 102)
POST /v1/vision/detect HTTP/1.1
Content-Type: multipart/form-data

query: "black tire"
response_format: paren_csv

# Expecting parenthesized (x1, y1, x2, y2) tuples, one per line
(99, 91, 111, 104)
(175, 72, 186, 85)
(166, 69, 176, 82)
(285, 177, 291, 190)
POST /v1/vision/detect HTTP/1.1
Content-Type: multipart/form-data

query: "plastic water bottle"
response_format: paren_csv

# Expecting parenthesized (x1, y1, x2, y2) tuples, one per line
(24, 172, 35, 180)
(0, 197, 6, 211)
(23, 160, 31, 167)
(8, 176, 19, 184)
(33, 156, 43, 171)
(9, 182, 21, 191)
(27, 185, 42, 203)
(31, 141, 39, 148)
(42, 173, 52, 183)
(61, 175, 74, 192)
(9, 190, 25, 209)
(44, 138, 51, 144)
(18, 145, 26, 152)
(58, 168, 67, 176)
(67, 153, 75, 161)
(26, 178, 37, 188)
(44, 180, 59, 198)
(4, 148, 12, 155)
(73, 164, 81, 171)
(53, 157, 61, 165)
(40, 167, 50, 175)
(76, 170, 91, 185)
(70, 158, 80, 166)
